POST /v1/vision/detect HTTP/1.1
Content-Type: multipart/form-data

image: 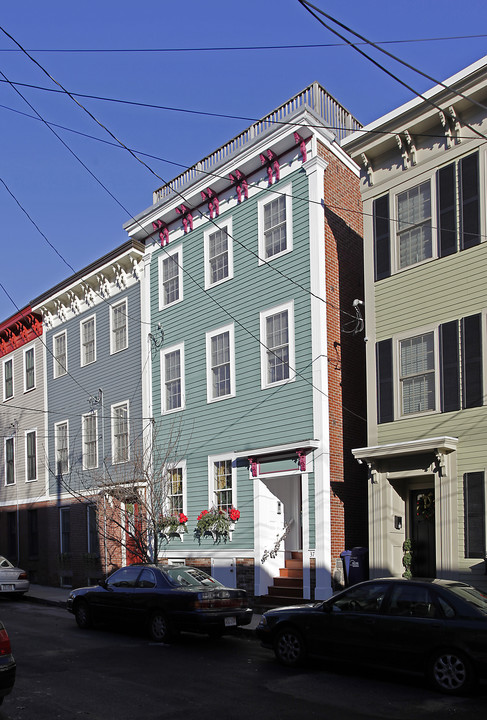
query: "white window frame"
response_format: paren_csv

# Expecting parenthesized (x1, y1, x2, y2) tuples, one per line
(25, 429, 37, 482)
(204, 218, 234, 289)
(82, 412, 98, 470)
(394, 325, 440, 419)
(4, 436, 15, 486)
(54, 420, 69, 476)
(260, 300, 295, 389)
(257, 184, 293, 265)
(159, 244, 183, 310)
(207, 454, 237, 511)
(80, 315, 96, 367)
(24, 345, 35, 392)
(394, 178, 433, 271)
(166, 460, 187, 516)
(3, 357, 13, 400)
(53, 331, 68, 378)
(206, 323, 236, 403)
(160, 343, 185, 414)
(110, 299, 128, 354)
(111, 401, 129, 464)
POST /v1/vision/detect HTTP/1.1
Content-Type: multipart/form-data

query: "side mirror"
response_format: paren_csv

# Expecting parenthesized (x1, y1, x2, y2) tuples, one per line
(98, 579, 107, 589)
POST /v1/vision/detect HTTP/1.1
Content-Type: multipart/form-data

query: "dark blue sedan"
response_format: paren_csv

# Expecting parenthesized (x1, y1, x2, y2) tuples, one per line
(67, 564, 252, 642)
(256, 577, 487, 694)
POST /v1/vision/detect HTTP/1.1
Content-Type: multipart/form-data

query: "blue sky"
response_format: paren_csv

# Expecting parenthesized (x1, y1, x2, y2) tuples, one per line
(1, 0, 486, 320)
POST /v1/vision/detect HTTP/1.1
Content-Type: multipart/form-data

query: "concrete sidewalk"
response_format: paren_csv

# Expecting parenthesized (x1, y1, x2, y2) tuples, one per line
(23, 583, 263, 631)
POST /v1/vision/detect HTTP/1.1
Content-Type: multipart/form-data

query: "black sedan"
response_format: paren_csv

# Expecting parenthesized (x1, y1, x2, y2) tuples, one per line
(0, 621, 16, 706)
(256, 577, 487, 694)
(67, 564, 252, 642)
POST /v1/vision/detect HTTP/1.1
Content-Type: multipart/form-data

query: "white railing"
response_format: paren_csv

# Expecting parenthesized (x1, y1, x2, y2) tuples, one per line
(153, 82, 361, 203)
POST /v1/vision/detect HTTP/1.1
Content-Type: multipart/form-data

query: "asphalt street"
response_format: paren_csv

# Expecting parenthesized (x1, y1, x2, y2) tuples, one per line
(0, 597, 485, 720)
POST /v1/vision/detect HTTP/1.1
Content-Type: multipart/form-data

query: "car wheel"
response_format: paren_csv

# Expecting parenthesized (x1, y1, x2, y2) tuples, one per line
(74, 600, 92, 630)
(428, 649, 476, 694)
(149, 611, 172, 643)
(274, 626, 306, 667)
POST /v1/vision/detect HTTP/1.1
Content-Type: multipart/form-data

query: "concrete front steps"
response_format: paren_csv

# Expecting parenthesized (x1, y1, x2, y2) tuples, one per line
(255, 551, 311, 609)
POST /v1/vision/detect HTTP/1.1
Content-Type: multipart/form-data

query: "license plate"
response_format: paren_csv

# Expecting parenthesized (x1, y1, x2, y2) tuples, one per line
(224, 616, 236, 627)
(1, 584, 15, 591)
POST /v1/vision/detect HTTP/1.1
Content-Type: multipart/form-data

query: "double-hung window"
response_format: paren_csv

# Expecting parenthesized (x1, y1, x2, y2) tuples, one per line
(161, 344, 184, 413)
(3, 358, 13, 400)
(258, 185, 292, 263)
(81, 317, 96, 366)
(397, 181, 432, 269)
(159, 246, 183, 309)
(204, 220, 233, 288)
(82, 413, 98, 470)
(206, 324, 235, 402)
(112, 402, 129, 464)
(55, 421, 69, 476)
(53, 331, 67, 377)
(111, 300, 128, 354)
(212, 459, 234, 512)
(24, 347, 35, 391)
(167, 465, 185, 515)
(26, 430, 37, 482)
(260, 301, 295, 388)
(399, 332, 436, 415)
(5, 437, 15, 486)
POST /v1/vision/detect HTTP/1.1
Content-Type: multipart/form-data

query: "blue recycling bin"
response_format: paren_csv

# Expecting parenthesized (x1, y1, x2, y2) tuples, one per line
(348, 547, 369, 585)
(340, 550, 352, 585)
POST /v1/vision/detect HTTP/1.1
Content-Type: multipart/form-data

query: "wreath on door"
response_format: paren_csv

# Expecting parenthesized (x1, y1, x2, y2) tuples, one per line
(416, 491, 435, 520)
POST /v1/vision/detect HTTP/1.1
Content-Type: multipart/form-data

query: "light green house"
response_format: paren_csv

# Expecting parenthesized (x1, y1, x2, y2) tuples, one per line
(124, 84, 367, 602)
(343, 57, 487, 590)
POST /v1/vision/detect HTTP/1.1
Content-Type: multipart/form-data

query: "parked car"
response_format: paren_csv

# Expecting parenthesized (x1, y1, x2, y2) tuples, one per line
(0, 621, 16, 706)
(67, 564, 252, 641)
(256, 577, 487, 694)
(0, 557, 29, 596)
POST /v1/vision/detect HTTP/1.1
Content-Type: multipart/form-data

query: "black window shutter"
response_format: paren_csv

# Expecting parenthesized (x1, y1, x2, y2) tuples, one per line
(460, 152, 480, 250)
(437, 163, 457, 257)
(373, 195, 391, 281)
(462, 314, 483, 408)
(376, 338, 394, 423)
(464, 472, 485, 559)
(439, 320, 460, 412)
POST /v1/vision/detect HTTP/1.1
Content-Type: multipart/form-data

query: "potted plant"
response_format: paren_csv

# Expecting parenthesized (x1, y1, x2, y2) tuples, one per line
(157, 512, 188, 541)
(196, 507, 240, 538)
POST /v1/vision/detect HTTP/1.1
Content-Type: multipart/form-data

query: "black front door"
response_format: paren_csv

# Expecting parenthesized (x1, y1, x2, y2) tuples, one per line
(410, 489, 436, 578)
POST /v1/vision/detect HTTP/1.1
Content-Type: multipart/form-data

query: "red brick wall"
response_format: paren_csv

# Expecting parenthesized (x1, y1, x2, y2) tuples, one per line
(318, 142, 368, 571)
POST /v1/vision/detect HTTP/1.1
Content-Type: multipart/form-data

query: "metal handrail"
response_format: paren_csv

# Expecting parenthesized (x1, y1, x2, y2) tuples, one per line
(153, 82, 361, 203)
(261, 518, 294, 564)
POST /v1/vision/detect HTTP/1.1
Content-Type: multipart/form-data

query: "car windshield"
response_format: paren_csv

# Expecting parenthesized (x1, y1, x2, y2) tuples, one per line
(445, 584, 487, 615)
(163, 567, 223, 588)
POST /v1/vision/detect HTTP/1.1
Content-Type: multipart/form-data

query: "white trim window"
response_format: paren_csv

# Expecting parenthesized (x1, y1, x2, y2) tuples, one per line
(399, 331, 436, 415)
(25, 430, 37, 482)
(24, 346, 35, 392)
(159, 245, 183, 309)
(80, 316, 96, 366)
(161, 343, 185, 414)
(3, 358, 13, 400)
(258, 184, 293, 263)
(211, 458, 235, 512)
(204, 219, 233, 288)
(5, 437, 15, 486)
(206, 324, 235, 402)
(396, 181, 432, 269)
(167, 463, 186, 515)
(55, 421, 69, 476)
(53, 331, 67, 378)
(260, 301, 295, 388)
(82, 412, 98, 470)
(112, 401, 129, 464)
(111, 300, 128, 354)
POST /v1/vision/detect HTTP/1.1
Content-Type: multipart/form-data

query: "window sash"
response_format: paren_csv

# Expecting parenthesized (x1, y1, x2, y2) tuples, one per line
(113, 404, 129, 463)
(83, 414, 98, 470)
(4, 359, 13, 399)
(214, 460, 232, 511)
(54, 333, 67, 377)
(209, 229, 229, 284)
(211, 332, 231, 398)
(168, 468, 184, 514)
(5, 438, 14, 485)
(162, 254, 180, 305)
(400, 333, 435, 414)
(25, 348, 35, 390)
(397, 182, 432, 268)
(263, 196, 287, 258)
(164, 350, 182, 411)
(112, 302, 127, 353)
(26, 431, 37, 481)
(266, 310, 290, 384)
(56, 423, 69, 475)
(81, 319, 95, 365)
